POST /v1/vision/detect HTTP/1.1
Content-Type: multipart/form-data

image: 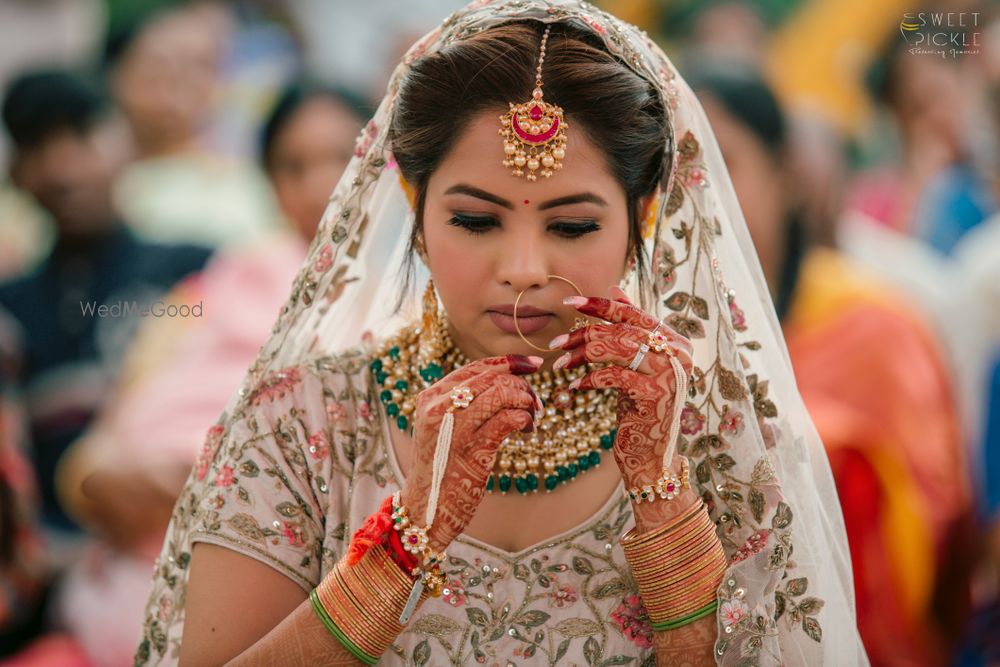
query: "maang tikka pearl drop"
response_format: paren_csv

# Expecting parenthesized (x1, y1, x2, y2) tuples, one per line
(499, 25, 568, 180)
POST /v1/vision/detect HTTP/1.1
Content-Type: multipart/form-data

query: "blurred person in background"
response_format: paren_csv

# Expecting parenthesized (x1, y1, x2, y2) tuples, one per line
(107, 4, 279, 249)
(690, 63, 975, 667)
(848, 32, 996, 255)
(950, 13, 1000, 664)
(0, 67, 212, 652)
(47, 82, 365, 667)
(0, 308, 53, 660)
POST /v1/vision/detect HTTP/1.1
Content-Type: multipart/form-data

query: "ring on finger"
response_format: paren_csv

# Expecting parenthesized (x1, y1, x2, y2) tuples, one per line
(450, 386, 474, 411)
(628, 343, 649, 371)
(647, 328, 675, 355)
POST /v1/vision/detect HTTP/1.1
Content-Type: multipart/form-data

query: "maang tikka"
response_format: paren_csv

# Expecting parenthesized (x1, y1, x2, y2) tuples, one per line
(500, 25, 568, 180)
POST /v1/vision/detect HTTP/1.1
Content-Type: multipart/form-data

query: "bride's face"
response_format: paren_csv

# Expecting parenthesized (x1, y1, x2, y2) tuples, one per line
(422, 112, 631, 363)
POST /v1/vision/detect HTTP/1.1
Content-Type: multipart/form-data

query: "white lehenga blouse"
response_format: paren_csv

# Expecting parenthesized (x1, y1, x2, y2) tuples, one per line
(136, 347, 659, 666)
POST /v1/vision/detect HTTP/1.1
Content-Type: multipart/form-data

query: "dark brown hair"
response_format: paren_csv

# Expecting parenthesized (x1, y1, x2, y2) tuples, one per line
(389, 21, 670, 299)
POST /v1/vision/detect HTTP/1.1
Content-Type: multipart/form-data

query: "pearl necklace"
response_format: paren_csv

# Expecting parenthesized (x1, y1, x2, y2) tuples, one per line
(371, 325, 618, 494)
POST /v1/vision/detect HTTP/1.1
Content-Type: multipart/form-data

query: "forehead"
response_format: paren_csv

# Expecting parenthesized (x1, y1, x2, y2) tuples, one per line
(430, 112, 622, 200)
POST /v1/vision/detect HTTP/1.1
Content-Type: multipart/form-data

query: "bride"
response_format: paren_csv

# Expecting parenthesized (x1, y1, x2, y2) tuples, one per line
(136, 1, 866, 665)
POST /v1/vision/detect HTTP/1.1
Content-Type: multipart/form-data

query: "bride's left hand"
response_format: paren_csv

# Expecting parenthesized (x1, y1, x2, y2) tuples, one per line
(549, 286, 698, 528)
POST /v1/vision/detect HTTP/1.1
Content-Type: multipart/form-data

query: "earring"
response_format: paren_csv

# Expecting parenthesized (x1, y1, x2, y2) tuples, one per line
(417, 279, 446, 382)
(620, 253, 638, 292)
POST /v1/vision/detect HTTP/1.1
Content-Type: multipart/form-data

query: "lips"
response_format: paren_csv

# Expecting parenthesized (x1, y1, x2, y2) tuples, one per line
(487, 304, 553, 335)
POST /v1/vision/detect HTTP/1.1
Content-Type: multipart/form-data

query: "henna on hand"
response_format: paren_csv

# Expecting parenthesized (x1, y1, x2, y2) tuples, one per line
(400, 355, 541, 551)
(554, 288, 699, 529)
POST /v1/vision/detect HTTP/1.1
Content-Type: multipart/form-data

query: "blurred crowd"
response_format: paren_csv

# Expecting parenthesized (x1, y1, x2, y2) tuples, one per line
(0, 1, 997, 666)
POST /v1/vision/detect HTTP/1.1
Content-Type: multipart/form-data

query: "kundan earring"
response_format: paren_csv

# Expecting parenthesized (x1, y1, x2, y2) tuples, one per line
(418, 279, 446, 372)
(500, 25, 568, 180)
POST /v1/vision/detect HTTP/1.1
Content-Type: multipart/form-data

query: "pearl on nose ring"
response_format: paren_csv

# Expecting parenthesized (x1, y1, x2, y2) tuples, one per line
(513, 274, 585, 352)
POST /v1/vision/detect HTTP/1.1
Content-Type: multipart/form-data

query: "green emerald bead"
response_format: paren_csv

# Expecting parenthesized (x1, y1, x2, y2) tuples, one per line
(589, 451, 601, 466)
(396, 415, 408, 430)
(370, 358, 383, 372)
(514, 477, 529, 494)
(376, 370, 389, 384)
(599, 433, 614, 450)
(556, 465, 569, 481)
(610, 428, 618, 441)
(498, 475, 512, 493)
(567, 463, 579, 478)
(395, 379, 408, 391)
(380, 389, 393, 403)
(526, 474, 538, 491)
(486, 476, 495, 492)
(544, 475, 559, 491)
(425, 363, 443, 379)
(578, 455, 590, 471)
(386, 403, 400, 417)
(389, 346, 401, 359)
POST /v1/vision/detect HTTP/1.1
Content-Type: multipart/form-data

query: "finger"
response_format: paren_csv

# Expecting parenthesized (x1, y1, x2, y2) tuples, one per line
(557, 333, 643, 372)
(472, 381, 537, 418)
(421, 370, 539, 419)
(569, 322, 693, 371)
(553, 309, 692, 365)
(609, 284, 633, 305)
(474, 407, 535, 439)
(551, 322, 618, 351)
(564, 295, 659, 330)
(569, 365, 658, 400)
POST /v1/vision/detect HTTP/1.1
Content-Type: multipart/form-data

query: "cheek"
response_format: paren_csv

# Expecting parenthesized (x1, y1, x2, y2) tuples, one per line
(560, 222, 631, 290)
(423, 219, 490, 316)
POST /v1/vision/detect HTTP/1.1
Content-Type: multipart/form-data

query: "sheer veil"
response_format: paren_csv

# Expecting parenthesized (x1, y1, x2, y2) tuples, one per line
(218, 1, 866, 663)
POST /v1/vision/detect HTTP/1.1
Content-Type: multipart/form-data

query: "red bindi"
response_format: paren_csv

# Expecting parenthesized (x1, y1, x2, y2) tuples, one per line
(523, 199, 530, 205)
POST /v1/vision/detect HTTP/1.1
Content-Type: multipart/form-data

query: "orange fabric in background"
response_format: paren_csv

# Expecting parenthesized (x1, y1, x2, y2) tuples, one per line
(783, 248, 973, 666)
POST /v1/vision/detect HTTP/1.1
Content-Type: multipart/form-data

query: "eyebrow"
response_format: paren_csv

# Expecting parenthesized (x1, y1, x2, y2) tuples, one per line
(443, 184, 608, 211)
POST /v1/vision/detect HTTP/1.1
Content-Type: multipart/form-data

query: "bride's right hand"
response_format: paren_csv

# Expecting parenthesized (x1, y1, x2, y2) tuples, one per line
(400, 354, 542, 551)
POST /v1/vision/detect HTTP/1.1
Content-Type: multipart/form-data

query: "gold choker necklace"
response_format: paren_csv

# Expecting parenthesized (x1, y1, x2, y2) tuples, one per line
(371, 325, 618, 495)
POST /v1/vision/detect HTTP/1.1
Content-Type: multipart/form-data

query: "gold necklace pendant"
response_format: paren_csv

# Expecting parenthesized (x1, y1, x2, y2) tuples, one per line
(371, 325, 618, 495)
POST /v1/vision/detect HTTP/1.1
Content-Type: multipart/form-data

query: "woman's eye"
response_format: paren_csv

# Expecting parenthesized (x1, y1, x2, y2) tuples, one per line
(549, 220, 601, 238)
(448, 213, 498, 235)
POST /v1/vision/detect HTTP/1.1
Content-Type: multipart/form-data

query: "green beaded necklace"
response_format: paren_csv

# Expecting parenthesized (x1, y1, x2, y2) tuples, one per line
(371, 325, 618, 495)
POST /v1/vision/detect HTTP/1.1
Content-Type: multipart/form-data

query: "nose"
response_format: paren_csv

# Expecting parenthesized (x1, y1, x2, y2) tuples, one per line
(494, 229, 549, 294)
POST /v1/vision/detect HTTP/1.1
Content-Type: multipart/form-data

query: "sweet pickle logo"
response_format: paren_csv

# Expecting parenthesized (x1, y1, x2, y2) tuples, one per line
(900, 12, 981, 58)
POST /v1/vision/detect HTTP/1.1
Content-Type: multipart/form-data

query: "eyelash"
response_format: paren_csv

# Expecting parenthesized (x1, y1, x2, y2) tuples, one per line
(447, 214, 601, 239)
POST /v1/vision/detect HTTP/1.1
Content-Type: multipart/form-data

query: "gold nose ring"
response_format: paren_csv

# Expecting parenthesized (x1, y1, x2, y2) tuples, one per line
(513, 274, 584, 352)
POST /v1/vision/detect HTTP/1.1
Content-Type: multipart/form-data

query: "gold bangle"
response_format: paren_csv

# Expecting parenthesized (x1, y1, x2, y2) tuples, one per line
(620, 500, 705, 547)
(623, 519, 717, 569)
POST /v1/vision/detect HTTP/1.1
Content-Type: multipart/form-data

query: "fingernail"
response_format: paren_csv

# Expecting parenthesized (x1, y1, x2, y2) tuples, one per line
(568, 378, 581, 390)
(509, 355, 544, 374)
(548, 333, 569, 350)
(563, 296, 587, 307)
(534, 392, 544, 412)
(552, 353, 570, 371)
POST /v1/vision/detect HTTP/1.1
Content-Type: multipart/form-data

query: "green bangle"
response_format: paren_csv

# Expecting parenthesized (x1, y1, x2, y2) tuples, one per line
(650, 600, 718, 632)
(310, 589, 379, 665)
